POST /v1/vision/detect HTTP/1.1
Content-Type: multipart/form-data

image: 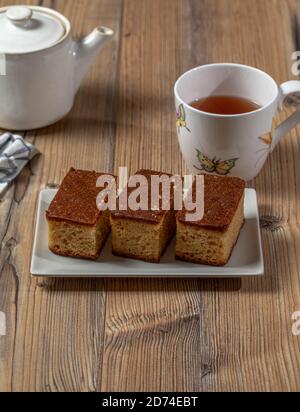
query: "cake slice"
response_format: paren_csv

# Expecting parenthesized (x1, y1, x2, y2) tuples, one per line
(46, 168, 113, 260)
(176, 174, 245, 266)
(110, 169, 176, 263)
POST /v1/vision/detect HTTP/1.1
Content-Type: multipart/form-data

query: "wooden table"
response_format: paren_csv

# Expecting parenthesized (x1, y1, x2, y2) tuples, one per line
(1, 0, 300, 392)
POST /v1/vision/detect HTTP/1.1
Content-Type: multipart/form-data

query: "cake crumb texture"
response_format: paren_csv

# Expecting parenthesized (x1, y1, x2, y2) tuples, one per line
(48, 210, 111, 260)
(111, 210, 176, 263)
(176, 194, 244, 266)
(46, 167, 113, 260)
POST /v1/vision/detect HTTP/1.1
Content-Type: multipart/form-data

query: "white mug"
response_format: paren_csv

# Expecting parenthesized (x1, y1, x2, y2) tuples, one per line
(174, 63, 300, 181)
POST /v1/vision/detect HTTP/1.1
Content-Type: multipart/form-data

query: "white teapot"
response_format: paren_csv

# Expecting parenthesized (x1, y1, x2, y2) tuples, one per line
(0, 5, 114, 130)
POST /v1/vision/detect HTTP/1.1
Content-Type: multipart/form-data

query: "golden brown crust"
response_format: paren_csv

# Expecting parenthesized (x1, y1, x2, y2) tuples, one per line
(112, 250, 161, 263)
(111, 169, 176, 224)
(177, 174, 245, 232)
(46, 168, 115, 226)
(175, 254, 228, 266)
(49, 245, 99, 260)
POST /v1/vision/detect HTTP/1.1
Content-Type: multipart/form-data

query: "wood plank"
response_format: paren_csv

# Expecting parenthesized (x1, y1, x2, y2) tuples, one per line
(182, 0, 300, 392)
(0, 0, 122, 391)
(101, 0, 300, 391)
(102, 0, 240, 392)
(1, 0, 300, 392)
(0, 0, 43, 393)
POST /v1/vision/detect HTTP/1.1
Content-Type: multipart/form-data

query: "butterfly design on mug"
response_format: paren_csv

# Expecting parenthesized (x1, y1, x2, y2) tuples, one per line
(194, 149, 238, 175)
(259, 133, 273, 146)
(176, 104, 191, 133)
(255, 120, 275, 168)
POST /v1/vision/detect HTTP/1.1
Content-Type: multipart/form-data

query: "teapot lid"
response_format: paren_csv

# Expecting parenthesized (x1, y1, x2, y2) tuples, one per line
(0, 6, 69, 54)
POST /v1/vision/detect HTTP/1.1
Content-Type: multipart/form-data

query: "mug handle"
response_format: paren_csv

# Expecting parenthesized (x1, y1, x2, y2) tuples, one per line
(271, 80, 300, 151)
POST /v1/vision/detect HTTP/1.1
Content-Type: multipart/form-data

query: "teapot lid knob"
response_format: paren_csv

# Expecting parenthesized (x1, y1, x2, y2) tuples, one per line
(6, 6, 33, 27)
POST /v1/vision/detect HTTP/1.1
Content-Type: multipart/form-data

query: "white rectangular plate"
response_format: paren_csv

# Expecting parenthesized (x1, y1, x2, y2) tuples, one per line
(31, 188, 264, 278)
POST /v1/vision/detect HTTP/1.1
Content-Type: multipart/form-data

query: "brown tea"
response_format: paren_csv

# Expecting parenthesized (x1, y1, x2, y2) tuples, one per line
(189, 95, 260, 115)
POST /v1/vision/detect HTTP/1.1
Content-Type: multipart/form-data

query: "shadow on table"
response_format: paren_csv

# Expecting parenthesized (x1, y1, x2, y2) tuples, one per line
(32, 82, 174, 138)
(37, 277, 242, 293)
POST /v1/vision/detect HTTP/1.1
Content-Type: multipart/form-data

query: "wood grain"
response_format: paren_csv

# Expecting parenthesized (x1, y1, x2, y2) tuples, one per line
(0, 0, 300, 392)
(0, 0, 122, 391)
(103, 0, 300, 392)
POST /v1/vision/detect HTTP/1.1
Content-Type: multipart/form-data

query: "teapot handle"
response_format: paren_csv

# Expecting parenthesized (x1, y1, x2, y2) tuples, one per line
(271, 81, 300, 151)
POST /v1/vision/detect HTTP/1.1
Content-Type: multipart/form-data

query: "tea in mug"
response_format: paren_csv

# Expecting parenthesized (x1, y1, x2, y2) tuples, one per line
(189, 95, 260, 115)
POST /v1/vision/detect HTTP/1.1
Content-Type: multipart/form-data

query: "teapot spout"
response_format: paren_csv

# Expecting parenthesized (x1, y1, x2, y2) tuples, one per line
(74, 26, 114, 92)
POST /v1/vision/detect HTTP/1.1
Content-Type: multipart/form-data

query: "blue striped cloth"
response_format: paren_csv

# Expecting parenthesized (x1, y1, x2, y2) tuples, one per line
(0, 132, 39, 197)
